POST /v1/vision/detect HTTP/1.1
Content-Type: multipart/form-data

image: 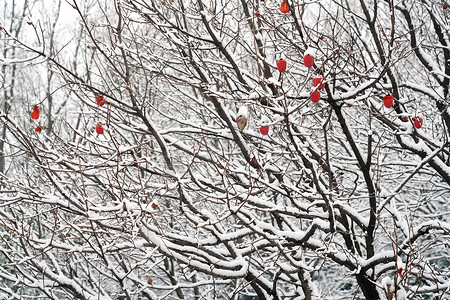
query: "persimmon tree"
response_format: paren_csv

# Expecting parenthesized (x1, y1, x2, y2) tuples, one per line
(0, 0, 449, 299)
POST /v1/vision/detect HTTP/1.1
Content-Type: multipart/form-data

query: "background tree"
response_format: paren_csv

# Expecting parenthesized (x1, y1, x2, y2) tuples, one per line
(0, 0, 28, 182)
(0, 0, 449, 299)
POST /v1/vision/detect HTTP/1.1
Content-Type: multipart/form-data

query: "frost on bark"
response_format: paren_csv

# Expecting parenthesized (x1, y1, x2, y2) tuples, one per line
(0, 0, 449, 299)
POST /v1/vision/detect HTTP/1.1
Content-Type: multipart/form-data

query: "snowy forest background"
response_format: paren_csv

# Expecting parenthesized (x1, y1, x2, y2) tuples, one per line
(0, 0, 449, 299)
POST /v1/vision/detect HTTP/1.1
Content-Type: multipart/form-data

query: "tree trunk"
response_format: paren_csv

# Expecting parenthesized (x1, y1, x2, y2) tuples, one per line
(356, 272, 380, 300)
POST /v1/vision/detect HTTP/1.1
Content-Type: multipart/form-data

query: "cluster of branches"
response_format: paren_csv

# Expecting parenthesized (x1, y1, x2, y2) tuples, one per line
(0, 0, 449, 299)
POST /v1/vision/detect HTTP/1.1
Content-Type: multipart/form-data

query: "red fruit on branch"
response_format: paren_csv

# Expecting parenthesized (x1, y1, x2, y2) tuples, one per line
(96, 95, 106, 106)
(151, 203, 158, 209)
(279, 1, 290, 13)
(30, 106, 40, 119)
(397, 268, 403, 278)
(414, 117, 423, 129)
(277, 59, 287, 73)
(313, 77, 325, 89)
(304, 54, 314, 68)
(260, 126, 269, 135)
(383, 94, 393, 108)
(96, 124, 104, 134)
(310, 91, 320, 103)
(35, 126, 42, 132)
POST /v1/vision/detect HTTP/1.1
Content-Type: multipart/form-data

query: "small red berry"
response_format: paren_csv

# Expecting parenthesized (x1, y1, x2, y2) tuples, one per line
(313, 77, 325, 89)
(279, 1, 290, 13)
(414, 117, 423, 129)
(125, 86, 130, 90)
(304, 54, 314, 68)
(35, 126, 42, 132)
(30, 106, 40, 119)
(151, 203, 158, 209)
(310, 91, 320, 103)
(96, 124, 104, 134)
(383, 94, 393, 108)
(96, 95, 106, 106)
(260, 126, 269, 135)
(277, 59, 287, 73)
